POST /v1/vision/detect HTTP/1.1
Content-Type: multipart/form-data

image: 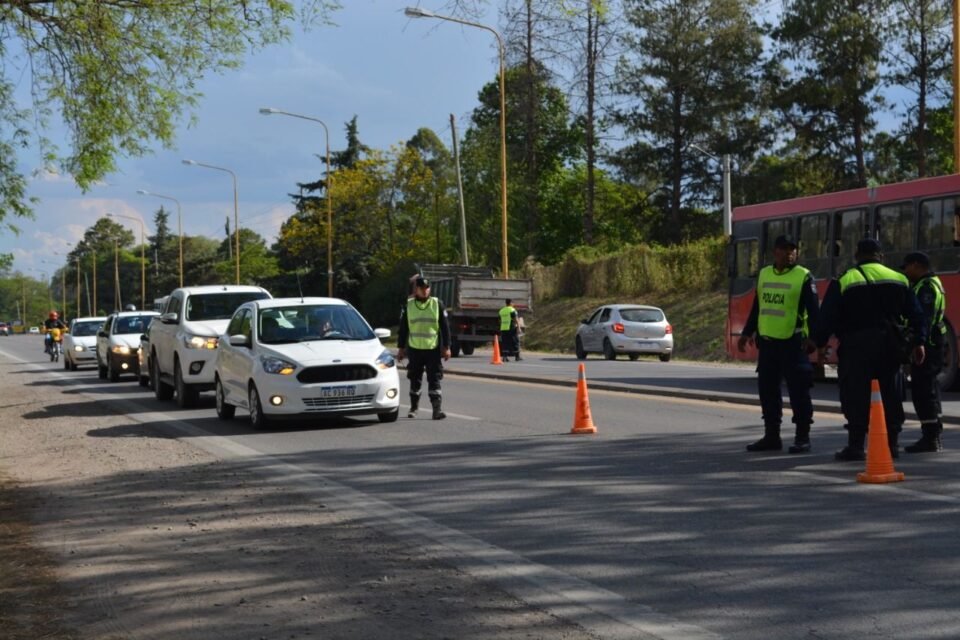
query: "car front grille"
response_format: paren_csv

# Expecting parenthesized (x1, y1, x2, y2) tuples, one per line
(303, 394, 377, 410)
(297, 364, 377, 384)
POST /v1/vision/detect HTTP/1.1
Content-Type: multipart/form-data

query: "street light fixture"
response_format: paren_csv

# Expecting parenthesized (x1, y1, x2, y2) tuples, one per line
(182, 159, 240, 284)
(404, 6, 510, 277)
(690, 144, 732, 238)
(107, 212, 147, 310)
(137, 189, 184, 287)
(259, 107, 335, 297)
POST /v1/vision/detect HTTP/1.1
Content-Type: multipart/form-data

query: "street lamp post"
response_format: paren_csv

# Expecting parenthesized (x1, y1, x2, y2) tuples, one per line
(259, 107, 334, 296)
(182, 160, 240, 284)
(405, 6, 510, 277)
(107, 212, 147, 310)
(690, 144, 732, 238)
(137, 189, 183, 287)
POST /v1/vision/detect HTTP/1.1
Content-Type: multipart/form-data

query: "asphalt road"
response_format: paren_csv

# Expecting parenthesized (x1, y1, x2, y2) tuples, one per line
(4, 335, 960, 640)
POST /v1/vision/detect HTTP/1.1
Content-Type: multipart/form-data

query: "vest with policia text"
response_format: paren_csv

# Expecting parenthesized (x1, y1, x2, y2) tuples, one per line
(914, 274, 946, 344)
(757, 264, 811, 339)
(407, 297, 440, 350)
(499, 305, 517, 331)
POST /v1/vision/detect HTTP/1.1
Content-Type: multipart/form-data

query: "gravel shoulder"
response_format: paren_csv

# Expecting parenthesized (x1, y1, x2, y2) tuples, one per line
(0, 350, 598, 640)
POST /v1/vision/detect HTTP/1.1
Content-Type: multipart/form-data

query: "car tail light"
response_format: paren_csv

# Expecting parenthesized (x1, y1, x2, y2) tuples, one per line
(612, 322, 624, 333)
(665, 324, 673, 334)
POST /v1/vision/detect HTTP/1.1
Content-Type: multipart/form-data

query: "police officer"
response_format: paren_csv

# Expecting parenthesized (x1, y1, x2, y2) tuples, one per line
(397, 276, 452, 419)
(815, 238, 926, 461)
(901, 251, 946, 453)
(498, 299, 521, 361)
(738, 235, 820, 453)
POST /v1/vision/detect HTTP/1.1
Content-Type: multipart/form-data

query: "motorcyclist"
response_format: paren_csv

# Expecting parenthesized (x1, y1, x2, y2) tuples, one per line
(42, 311, 67, 354)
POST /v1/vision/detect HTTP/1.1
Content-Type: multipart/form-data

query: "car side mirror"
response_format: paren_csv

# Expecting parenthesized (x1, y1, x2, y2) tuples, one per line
(228, 333, 250, 348)
(160, 312, 178, 324)
(374, 328, 391, 339)
(580, 318, 588, 325)
(98, 330, 107, 338)
(140, 334, 149, 342)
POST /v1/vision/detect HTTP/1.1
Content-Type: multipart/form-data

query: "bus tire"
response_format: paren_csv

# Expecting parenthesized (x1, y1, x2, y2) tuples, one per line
(938, 321, 958, 392)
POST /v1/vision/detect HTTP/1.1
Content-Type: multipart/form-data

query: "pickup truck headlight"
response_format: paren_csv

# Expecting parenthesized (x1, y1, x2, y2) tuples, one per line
(260, 356, 296, 375)
(111, 345, 132, 355)
(375, 350, 396, 369)
(184, 335, 218, 350)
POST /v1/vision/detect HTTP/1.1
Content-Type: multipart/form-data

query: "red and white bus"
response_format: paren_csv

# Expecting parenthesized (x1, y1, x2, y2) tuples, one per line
(726, 174, 960, 388)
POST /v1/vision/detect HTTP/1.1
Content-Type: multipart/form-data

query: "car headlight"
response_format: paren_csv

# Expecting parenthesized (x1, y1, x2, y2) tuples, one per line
(111, 345, 132, 355)
(260, 355, 296, 375)
(375, 349, 396, 369)
(73, 345, 85, 352)
(184, 334, 218, 350)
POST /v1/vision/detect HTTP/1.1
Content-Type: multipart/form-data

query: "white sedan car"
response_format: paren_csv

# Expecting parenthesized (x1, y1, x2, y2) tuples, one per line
(63, 316, 106, 370)
(214, 297, 400, 428)
(575, 304, 674, 361)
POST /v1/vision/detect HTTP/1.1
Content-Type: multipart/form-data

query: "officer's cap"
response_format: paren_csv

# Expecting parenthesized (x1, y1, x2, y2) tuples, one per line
(773, 234, 798, 249)
(901, 251, 931, 268)
(856, 238, 883, 255)
(414, 276, 431, 288)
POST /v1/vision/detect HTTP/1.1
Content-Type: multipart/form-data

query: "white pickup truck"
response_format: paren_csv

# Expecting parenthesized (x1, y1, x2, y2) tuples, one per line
(149, 285, 272, 408)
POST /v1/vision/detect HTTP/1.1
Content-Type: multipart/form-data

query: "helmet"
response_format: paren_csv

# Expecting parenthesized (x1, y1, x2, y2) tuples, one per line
(124, 304, 136, 311)
(49, 310, 58, 319)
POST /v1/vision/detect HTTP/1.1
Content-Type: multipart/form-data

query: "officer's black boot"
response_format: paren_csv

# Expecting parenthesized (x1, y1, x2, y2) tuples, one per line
(746, 425, 782, 452)
(789, 423, 811, 454)
(407, 393, 420, 418)
(430, 395, 446, 420)
(835, 428, 866, 461)
(905, 424, 943, 453)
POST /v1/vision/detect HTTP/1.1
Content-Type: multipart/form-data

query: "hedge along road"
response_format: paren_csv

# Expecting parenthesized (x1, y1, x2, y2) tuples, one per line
(5, 334, 960, 640)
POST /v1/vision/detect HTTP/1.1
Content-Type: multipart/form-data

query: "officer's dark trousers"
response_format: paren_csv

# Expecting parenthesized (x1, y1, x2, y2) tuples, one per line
(756, 335, 814, 433)
(910, 337, 943, 429)
(407, 347, 443, 404)
(837, 328, 904, 439)
(502, 328, 519, 357)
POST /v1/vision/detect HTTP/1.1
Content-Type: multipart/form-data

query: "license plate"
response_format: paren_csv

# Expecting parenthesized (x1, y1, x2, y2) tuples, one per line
(319, 385, 356, 397)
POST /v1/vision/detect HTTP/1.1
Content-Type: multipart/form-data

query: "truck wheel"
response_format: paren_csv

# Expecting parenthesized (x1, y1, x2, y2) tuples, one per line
(153, 354, 174, 401)
(175, 358, 199, 409)
(450, 338, 461, 358)
(461, 343, 475, 356)
(97, 357, 107, 379)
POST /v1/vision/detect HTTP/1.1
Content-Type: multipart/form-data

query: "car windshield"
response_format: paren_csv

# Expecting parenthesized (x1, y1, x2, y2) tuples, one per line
(619, 308, 664, 323)
(187, 292, 270, 321)
(71, 321, 102, 337)
(114, 316, 152, 335)
(258, 304, 375, 344)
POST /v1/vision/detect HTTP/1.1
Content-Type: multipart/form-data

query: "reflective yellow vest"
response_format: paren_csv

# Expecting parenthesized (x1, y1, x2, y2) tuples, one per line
(407, 297, 440, 350)
(499, 305, 516, 331)
(914, 274, 946, 343)
(757, 264, 811, 339)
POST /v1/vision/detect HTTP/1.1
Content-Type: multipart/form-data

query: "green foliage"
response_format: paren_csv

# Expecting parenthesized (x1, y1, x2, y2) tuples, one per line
(358, 259, 419, 329)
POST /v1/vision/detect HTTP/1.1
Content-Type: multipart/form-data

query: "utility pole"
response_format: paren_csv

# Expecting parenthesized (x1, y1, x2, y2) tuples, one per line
(450, 114, 469, 266)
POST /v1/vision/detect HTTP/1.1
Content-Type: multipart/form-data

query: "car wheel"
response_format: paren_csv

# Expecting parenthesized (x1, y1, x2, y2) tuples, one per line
(215, 376, 236, 420)
(378, 408, 399, 423)
(63, 355, 70, 370)
(628, 354, 640, 361)
(248, 383, 269, 430)
(97, 357, 107, 379)
(603, 338, 616, 360)
(69, 355, 78, 371)
(153, 354, 174, 401)
(659, 353, 672, 362)
(575, 336, 586, 360)
(174, 359, 198, 409)
(108, 356, 120, 382)
(138, 370, 150, 387)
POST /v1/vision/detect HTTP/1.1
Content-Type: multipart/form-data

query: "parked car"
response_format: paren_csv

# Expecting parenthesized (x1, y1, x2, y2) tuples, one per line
(214, 297, 399, 428)
(96, 310, 160, 382)
(575, 304, 673, 361)
(63, 316, 107, 371)
(28, 326, 40, 334)
(149, 285, 272, 408)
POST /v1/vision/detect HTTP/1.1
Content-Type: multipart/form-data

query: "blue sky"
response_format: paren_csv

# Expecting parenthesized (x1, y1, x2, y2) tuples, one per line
(0, 1, 501, 278)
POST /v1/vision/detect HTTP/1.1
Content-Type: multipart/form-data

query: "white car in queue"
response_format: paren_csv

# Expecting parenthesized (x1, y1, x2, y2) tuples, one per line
(214, 297, 400, 428)
(63, 316, 107, 371)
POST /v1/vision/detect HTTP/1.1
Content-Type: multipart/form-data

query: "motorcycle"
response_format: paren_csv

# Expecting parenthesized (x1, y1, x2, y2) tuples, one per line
(47, 327, 63, 362)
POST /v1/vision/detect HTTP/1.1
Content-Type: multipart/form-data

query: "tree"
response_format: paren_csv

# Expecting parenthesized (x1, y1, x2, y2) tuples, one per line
(0, 1, 341, 252)
(615, 0, 765, 242)
(148, 207, 179, 299)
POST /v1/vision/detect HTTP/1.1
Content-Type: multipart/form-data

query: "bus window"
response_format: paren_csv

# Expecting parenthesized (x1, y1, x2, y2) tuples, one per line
(877, 201, 913, 268)
(919, 197, 959, 273)
(797, 212, 829, 279)
(734, 239, 759, 279)
(833, 208, 868, 274)
(762, 219, 791, 265)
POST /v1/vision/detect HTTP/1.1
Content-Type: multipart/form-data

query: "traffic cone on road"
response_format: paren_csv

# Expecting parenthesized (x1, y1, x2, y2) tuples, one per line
(490, 333, 503, 365)
(857, 379, 905, 484)
(571, 363, 597, 435)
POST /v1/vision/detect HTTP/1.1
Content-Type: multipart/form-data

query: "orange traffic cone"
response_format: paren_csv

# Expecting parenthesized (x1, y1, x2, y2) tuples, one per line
(490, 333, 503, 365)
(571, 363, 597, 434)
(857, 379, 905, 484)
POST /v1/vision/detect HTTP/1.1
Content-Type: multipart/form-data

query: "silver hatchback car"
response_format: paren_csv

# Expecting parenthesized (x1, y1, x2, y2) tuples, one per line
(575, 304, 674, 361)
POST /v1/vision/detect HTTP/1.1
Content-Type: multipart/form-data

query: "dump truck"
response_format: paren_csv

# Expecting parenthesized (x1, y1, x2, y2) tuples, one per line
(416, 264, 533, 357)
